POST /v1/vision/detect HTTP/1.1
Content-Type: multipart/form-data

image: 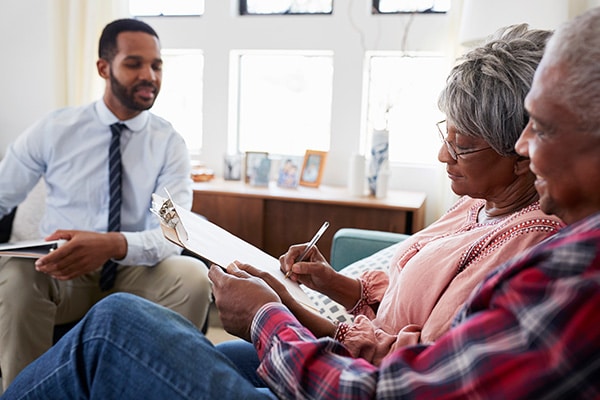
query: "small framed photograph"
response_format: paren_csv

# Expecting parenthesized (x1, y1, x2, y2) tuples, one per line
(245, 151, 269, 183)
(300, 150, 327, 188)
(250, 158, 271, 187)
(276, 156, 303, 189)
(223, 153, 242, 181)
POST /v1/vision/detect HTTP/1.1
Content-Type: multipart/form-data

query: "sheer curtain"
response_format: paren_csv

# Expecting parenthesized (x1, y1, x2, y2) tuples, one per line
(53, 0, 129, 107)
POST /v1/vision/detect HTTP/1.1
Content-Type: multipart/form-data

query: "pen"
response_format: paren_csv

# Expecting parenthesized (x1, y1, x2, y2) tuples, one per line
(285, 221, 329, 279)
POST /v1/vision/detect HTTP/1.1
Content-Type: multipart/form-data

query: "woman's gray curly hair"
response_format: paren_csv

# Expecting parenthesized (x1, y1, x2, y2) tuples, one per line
(438, 24, 552, 156)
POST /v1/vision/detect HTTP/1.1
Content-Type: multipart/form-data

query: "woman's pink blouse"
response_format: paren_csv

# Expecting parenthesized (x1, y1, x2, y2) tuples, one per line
(340, 196, 563, 365)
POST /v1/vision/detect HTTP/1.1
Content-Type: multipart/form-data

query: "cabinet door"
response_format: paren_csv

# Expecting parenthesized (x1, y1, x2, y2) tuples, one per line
(263, 200, 407, 259)
(192, 193, 265, 249)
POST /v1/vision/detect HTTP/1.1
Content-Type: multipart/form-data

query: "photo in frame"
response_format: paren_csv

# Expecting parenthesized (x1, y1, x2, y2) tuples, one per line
(299, 150, 327, 188)
(245, 151, 269, 184)
(276, 156, 303, 189)
(223, 153, 242, 181)
(250, 157, 271, 187)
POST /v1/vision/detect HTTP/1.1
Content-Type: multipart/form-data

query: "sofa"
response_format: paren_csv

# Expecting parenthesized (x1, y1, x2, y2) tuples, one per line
(0, 181, 82, 342)
(306, 227, 410, 324)
(0, 180, 46, 243)
(330, 228, 409, 271)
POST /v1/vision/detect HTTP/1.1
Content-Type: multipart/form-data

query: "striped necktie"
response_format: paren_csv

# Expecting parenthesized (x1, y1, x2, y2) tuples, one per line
(100, 123, 125, 291)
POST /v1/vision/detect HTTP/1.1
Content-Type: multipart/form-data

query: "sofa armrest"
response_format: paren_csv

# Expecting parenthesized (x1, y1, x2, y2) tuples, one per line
(0, 208, 17, 243)
(330, 228, 410, 271)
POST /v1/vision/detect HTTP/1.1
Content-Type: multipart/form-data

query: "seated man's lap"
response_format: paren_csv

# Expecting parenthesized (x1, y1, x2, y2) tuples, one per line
(110, 255, 212, 328)
(216, 339, 266, 387)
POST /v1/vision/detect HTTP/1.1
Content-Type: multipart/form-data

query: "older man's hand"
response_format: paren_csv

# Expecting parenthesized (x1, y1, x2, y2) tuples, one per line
(208, 262, 281, 341)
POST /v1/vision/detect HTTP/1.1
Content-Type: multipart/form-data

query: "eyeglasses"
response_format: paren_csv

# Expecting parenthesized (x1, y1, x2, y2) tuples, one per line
(436, 120, 492, 161)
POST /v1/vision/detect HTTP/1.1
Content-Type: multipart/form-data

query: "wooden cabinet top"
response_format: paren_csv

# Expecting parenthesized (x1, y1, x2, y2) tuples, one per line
(192, 179, 426, 212)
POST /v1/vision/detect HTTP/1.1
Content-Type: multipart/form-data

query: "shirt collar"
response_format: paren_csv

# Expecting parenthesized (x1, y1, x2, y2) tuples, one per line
(95, 100, 149, 132)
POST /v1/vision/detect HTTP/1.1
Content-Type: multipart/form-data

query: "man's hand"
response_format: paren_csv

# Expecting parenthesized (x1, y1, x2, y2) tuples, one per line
(208, 263, 280, 341)
(237, 262, 337, 338)
(34, 230, 127, 280)
(235, 262, 298, 309)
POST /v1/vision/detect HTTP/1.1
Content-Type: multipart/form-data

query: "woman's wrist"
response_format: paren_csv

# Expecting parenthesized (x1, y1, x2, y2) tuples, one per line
(325, 274, 363, 309)
(333, 321, 350, 342)
(346, 278, 368, 314)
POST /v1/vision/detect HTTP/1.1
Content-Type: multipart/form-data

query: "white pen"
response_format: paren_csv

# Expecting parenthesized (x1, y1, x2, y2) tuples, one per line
(285, 221, 329, 279)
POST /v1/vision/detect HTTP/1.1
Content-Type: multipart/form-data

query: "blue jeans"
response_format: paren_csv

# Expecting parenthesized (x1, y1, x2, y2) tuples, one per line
(3, 293, 276, 400)
(216, 340, 265, 387)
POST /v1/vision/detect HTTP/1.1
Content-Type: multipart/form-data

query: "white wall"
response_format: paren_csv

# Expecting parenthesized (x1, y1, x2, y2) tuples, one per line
(0, 2, 61, 154)
(2, 0, 596, 226)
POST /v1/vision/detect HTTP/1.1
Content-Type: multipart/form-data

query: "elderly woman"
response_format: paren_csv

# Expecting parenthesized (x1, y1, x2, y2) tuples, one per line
(217, 24, 564, 377)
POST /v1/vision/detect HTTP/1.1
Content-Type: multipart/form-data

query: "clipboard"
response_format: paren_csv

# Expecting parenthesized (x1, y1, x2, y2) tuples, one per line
(0, 239, 66, 259)
(151, 192, 317, 312)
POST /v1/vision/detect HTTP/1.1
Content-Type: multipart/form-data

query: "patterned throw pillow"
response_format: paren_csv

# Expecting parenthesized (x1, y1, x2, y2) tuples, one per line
(303, 241, 403, 323)
(10, 180, 46, 242)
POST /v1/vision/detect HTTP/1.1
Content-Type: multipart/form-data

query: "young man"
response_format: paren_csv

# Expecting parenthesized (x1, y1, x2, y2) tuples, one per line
(3, 8, 600, 399)
(0, 19, 211, 389)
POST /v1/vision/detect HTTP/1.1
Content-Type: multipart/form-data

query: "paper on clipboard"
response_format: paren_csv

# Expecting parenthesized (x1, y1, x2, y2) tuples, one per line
(151, 193, 316, 311)
(0, 239, 66, 259)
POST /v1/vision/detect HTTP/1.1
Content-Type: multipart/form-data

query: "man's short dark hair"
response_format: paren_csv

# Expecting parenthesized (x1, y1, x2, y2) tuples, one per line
(98, 18, 159, 61)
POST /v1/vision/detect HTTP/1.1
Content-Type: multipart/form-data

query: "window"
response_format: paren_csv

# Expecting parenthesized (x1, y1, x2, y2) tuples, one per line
(150, 50, 204, 155)
(373, 0, 450, 14)
(240, 0, 333, 15)
(365, 52, 449, 165)
(231, 51, 334, 155)
(129, 0, 204, 16)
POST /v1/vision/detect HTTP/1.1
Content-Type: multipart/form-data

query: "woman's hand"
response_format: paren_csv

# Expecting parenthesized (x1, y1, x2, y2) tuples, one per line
(279, 244, 362, 309)
(279, 244, 338, 293)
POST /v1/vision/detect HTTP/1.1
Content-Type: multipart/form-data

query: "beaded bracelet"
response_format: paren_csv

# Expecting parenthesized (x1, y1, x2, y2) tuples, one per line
(334, 321, 350, 342)
(347, 277, 369, 315)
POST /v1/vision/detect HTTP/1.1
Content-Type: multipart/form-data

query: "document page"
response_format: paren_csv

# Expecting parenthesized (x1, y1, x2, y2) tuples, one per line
(154, 196, 316, 310)
(0, 239, 66, 259)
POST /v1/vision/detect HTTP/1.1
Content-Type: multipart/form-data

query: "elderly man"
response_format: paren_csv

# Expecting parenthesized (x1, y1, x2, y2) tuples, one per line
(3, 7, 600, 400)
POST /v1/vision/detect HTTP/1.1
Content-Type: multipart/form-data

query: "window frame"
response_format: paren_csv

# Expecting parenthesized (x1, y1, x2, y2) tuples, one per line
(361, 50, 450, 166)
(227, 49, 335, 156)
(129, 0, 205, 17)
(372, 0, 449, 15)
(150, 48, 205, 157)
(239, 0, 334, 15)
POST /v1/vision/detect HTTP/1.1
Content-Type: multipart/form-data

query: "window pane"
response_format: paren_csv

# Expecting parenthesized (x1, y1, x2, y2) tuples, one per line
(236, 52, 333, 155)
(242, 0, 332, 15)
(375, 0, 450, 13)
(366, 53, 448, 165)
(129, 0, 204, 16)
(151, 50, 204, 154)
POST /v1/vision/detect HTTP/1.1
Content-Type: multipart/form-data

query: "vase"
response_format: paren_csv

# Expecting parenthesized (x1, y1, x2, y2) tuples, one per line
(367, 128, 389, 196)
(348, 153, 366, 196)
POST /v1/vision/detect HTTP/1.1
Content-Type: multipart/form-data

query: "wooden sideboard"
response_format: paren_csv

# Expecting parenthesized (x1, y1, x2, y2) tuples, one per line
(191, 179, 426, 260)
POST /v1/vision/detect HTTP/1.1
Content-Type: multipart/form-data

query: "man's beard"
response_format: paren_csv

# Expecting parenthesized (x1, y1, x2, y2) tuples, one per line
(109, 70, 158, 112)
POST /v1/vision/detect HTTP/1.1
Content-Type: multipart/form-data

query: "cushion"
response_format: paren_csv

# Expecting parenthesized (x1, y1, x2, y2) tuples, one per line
(0, 208, 16, 243)
(303, 240, 403, 323)
(330, 228, 409, 271)
(10, 180, 46, 242)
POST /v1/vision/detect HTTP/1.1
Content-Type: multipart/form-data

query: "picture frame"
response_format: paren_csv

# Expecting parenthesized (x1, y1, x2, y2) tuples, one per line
(299, 150, 327, 188)
(245, 151, 269, 184)
(223, 153, 242, 181)
(276, 155, 303, 189)
(250, 158, 271, 187)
